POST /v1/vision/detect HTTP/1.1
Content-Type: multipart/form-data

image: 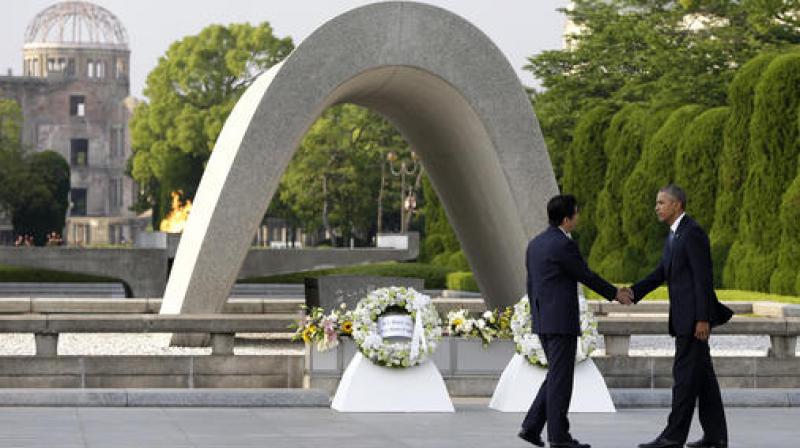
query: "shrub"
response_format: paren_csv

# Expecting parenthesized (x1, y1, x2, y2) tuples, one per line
(446, 271, 479, 292)
(712, 53, 777, 288)
(674, 107, 730, 283)
(239, 262, 456, 289)
(731, 53, 800, 292)
(622, 105, 706, 280)
(562, 104, 616, 256)
(589, 104, 650, 280)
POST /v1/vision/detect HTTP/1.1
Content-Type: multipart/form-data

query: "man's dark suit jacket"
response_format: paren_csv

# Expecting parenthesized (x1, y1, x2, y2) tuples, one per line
(632, 215, 733, 336)
(526, 226, 618, 335)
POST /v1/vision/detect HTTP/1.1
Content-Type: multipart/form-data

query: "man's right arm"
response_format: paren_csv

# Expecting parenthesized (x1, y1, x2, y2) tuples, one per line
(631, 259, 665, 303)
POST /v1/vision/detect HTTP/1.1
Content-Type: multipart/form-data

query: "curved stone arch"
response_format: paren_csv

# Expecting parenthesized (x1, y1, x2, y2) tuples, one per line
(161, 2, 558, 315)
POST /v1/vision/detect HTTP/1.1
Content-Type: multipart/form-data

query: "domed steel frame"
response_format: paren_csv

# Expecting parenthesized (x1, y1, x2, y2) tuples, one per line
(24, 1, 128, 49)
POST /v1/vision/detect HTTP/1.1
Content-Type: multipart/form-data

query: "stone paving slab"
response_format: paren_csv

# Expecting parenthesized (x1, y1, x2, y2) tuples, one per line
(0, 405, 793, 447)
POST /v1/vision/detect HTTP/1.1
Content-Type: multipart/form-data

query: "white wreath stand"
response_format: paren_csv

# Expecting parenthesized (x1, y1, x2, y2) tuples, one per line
(332, 352, 455, 412)
(489, 354, 615, 413)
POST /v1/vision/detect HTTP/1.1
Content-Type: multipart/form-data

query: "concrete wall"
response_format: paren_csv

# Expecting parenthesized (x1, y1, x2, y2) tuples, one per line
(308, 339, 800, 397)
(0, 237, 419, 298)
(0, 355, 303, 389)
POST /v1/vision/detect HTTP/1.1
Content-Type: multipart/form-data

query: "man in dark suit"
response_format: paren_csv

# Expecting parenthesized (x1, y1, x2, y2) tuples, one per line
(519, 195, 632, 448)
(632, 185, 733, 448)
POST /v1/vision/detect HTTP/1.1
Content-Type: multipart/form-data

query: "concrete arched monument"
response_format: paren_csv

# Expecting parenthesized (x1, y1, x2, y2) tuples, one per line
(161, 2, 558, 318)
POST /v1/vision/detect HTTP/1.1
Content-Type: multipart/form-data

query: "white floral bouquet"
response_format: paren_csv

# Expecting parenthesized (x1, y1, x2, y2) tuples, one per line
(512, 286, 599, 367)
(446, 307, 513, 347)
(291, 303, 353, 352)
(351, 287, 443, 368)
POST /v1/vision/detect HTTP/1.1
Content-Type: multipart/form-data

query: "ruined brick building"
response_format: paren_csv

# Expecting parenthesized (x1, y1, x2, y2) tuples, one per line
(0, 1, 145, 245)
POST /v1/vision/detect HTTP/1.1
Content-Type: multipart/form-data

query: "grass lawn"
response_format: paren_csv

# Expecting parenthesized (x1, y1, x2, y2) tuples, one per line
(239, 262, 455, 289)
(584, 285, 800, 304)
(0, 264, 120, 283)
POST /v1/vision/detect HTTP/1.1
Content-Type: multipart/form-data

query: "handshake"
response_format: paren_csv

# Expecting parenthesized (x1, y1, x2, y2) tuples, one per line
(615, 287, 634, 305)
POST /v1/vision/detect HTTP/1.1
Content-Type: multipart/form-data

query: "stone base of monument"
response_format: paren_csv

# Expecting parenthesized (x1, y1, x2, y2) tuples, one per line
(489, 354, 615, 413)
(331, 353, 455, 412)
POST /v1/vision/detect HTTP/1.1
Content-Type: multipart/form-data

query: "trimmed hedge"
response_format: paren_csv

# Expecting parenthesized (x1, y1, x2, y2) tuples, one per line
(772, 155, 800, 295)
(674, 106, 730, 235)
(730, 53, 800, 292)
(589, 104, 651, 280)
(711, 53, 777, 288)
(446, 271, 479, 292)
(0, 265, 120, 283)
(562, 103, 616, 256)
(419, 175, 462, 269)
(622, 105, 705, 280)
(239, 262, 456, 289)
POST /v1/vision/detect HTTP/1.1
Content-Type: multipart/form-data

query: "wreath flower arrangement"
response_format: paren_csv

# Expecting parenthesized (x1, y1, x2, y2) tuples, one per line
(511, 287, 599, 367)
(351, 287, 443, 368)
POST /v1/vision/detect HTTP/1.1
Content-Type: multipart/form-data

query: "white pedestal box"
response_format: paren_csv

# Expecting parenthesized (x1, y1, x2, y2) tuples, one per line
(331, 353, 455, 412)
(489, 354, 615, 413)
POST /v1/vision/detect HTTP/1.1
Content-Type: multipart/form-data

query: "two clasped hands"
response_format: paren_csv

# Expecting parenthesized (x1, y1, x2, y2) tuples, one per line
(612, 287, 710, 341)
(614, 286, 634, 306)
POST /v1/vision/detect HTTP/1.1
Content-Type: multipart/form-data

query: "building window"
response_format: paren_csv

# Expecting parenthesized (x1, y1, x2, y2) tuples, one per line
(66, 58, 76, 76)
(109, 178, 123, 209)
(87, 60, 106, 79)
(110, 127, 124, 158)
(71, 139, 89, 166)
(116, 59, 126, 79)
(70, 95, 85, 117)
(70, 189, 87, 217)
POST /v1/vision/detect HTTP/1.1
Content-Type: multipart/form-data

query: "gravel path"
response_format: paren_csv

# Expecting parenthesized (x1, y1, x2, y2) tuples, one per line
(0, 334, 791, 357)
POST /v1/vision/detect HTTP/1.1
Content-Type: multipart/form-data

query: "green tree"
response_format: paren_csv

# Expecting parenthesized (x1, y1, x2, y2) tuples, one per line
(0, 99, 24, 209)
(129, 23, 294, 227)
(589, 104, 674, 281)
(674, 107, 730, 233)
(278, 104, 411, 244)
(527, 0, 799, 191)
(622, 105, 705, 280)
(9, 151, 71, 245)
(773, 156, 800, 295)
(419, 175, 467, 270)
(711, 53, 777, 288)
(730, 52, 800, 292)
(561, 103, 616, 255)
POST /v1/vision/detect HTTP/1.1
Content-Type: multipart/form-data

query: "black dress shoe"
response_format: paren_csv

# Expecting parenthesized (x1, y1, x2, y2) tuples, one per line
(638, 438, 682, 448)
(686, 438, 728, 448)
(517, 430, 545, 447)
(550, 438, 590, 448)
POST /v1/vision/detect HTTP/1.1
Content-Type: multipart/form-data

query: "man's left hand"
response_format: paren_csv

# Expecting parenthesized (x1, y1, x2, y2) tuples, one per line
(695, 321, 710, 341)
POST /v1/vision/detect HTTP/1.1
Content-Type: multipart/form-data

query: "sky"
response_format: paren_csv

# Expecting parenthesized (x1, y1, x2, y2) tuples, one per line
(0, 0, 568, 99)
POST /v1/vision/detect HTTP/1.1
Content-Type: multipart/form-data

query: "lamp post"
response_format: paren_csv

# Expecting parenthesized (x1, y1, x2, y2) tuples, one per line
(386, 150, 419, 233)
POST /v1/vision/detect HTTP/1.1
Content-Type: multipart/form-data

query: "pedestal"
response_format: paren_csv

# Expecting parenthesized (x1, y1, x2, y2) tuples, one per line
(489, 354, 615, 412)
(331, 353, 455, 412)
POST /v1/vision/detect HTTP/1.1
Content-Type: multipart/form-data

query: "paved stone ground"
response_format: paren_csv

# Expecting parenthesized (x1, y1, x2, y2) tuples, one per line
(0, 404, 794, 448)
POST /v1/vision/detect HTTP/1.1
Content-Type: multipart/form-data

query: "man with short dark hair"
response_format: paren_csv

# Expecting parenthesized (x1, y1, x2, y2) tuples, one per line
(632, 185, 733, 448)
(519, 194, 632, 448)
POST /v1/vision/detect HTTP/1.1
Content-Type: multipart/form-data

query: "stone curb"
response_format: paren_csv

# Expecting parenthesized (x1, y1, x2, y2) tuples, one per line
(0, 388, 796, 408)
(0, 389, 331, 407)
(611, 389, 800, 408)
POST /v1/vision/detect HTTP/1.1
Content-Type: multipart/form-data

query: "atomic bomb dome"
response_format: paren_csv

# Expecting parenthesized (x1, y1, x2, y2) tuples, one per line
(24, 1, 129, 50)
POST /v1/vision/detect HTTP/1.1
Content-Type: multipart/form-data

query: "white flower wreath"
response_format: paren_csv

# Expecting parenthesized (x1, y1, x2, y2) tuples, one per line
(351, 286, 443, 368)
(511, 286, 599, 367)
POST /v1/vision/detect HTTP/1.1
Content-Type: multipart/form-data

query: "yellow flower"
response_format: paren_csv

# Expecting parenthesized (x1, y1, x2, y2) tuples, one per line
(302, 324, 317, 343)
(341, 321, 353, 335)
(452, 318, 464, 328)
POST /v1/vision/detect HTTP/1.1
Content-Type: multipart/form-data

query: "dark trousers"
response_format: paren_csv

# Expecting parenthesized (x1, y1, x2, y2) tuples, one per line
(521, 334, 577, 443)
(661, 336, 728, 443)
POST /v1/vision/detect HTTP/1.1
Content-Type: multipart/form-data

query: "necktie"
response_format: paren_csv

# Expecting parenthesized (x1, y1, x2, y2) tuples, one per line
(668, 230, 675, 248)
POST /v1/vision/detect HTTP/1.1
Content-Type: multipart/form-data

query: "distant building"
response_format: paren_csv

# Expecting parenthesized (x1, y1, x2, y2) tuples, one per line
(0, 1, 146, 245)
